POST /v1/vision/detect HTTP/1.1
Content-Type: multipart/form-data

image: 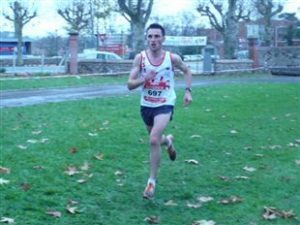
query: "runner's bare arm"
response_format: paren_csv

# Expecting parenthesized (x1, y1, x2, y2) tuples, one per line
(127, 54, 157, 90)
(171, 54, 193, 105)
(127, 54, 145, 90)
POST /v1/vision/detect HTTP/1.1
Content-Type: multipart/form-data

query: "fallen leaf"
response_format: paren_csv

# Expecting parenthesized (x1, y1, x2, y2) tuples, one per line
(230, 130, 238, 134)
(243, 166, 256, 172)
(164, 200, 178, 206)
(27, 139, 38, 143)
(185, 159, 199, 165)
(219, 195, 243, 205)
(235, 176, 250, 180)
(69, 147, 78, 154)
(114, 170, 123, 176)
(64, 166, 80, 176)
(102, 120, 110, 126)
(0, 217, 14, 224)
(187, 202, 202, 209)
(197, 196, 214, 203)
(46, 211, 62, 218)
(269, 145, 282, 150)
(94, 153, 104, 160)
(144, 216, 160, 224)
(218, 176, 230, 181)
(263, 206, 296, 220)
(33, 165, 45, 170)
(66, 205, 79, 214)
(80, 162, 90, 171)
(17, 145, 27, 150)
(0, 178, 10, 185)
(88, 132, 98, 137)
(190, 134, 202, 139)
(191, 220, 216, 225)
(0, 167, 10, 174)
(21, 183, 32, 191)
(40, 138, 49, 143)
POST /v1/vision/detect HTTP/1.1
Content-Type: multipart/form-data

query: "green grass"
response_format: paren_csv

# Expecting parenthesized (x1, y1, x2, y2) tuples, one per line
(1, 83, 300, 225)
(0, 72, 275, 91)
(0, 74, 128, 91)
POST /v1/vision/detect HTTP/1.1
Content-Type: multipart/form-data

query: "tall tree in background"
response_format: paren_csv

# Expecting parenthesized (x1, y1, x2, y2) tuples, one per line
(92, 0, 112, 48)
(279, 13, 299, 46)
(3, 0, 37, 65)
(57, 0, 91, 34)
(197, 0, 250, 59)
(255, 0, 283, 46)
(117, 0, 154, 54)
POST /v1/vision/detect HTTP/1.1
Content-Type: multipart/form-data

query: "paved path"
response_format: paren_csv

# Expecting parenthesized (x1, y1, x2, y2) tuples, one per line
(1, 76, 299, 108)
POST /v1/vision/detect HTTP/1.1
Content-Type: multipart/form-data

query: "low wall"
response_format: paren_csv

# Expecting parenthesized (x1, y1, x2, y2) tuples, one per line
(0, 57, 62, 66)
(258, 47, 300, 67)
(214, 59, 253, 73)
(70, 59, 132, 74)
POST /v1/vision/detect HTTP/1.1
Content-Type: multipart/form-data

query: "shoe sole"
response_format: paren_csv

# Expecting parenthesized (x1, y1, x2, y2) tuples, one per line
(167, 135, 176, 161)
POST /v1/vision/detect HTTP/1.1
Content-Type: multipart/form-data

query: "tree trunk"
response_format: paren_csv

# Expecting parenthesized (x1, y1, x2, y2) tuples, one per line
(224, 1, 238, 59)
(132, 22, 145, 54)
(15, 21, 23, 66)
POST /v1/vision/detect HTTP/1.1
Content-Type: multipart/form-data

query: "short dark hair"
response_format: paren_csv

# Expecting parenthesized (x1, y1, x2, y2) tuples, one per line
(146, 23, 165, 36)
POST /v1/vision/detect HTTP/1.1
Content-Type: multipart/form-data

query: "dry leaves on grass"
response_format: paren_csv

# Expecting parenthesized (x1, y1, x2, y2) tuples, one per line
(0, 178, 10, 185)
(144, 216, 160, 224)
(0, 167, 10, 174)
(197, 196, 214, 203)
(219, 195, 243, 205)
(243, 166, 256, 172)
(191, 220, 216, 225)
(66, 200, 83, 214)
(46, 211, 62, 218)
(94, 153, 104, 160)
(263, 206, 296, 220)
(185, 159, 199, 165)
(190, 134, 202, 139)
(64, 166, 80, 176)
(164, 200, 178, 206)
(21, 183, 32, 191)
(0, 217, 14, 224)
(187, 202, 202, 209)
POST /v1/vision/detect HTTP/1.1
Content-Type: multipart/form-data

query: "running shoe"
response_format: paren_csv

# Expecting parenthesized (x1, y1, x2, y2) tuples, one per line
(167, 135, 176, 161)
(143, 182, 155, 199)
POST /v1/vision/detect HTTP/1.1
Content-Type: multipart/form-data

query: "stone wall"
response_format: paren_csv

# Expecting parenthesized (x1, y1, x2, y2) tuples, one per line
(70, 59, 132, 74)
(0, 57, 62, 66)
(258, 47, 300, 67)
(214, 59, 253, 73)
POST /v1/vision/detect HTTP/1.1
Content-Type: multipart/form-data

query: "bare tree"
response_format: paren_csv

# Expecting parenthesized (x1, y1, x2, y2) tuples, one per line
(255, 0, 283, 46)
(117, 0, 154, 53)
(197, 0, 250, 59)
(3, 0, 37, 65)
(57, 0, 91, 34)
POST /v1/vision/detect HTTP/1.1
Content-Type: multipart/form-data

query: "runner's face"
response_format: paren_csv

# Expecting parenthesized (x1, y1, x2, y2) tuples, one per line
(146, 28, 164, 51)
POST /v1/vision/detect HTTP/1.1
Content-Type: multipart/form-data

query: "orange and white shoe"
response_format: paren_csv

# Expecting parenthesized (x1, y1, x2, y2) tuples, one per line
(143, 181, 155, 199)
(166, 134, 176, 161)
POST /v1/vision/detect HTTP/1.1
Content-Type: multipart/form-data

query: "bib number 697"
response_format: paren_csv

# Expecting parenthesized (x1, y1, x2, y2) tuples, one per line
(148, 90, 162, 96)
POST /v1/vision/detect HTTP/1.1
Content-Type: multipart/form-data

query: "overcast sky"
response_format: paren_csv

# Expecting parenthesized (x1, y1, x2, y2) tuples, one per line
(0, 0, 299, 38)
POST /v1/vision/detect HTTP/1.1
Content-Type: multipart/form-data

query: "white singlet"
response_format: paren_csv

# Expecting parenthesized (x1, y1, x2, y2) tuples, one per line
(140, 50, 176, 107)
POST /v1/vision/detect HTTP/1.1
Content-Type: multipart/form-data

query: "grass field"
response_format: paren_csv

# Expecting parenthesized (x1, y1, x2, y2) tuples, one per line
(0, 72, 276, 91)
(1, 81, 300, 225)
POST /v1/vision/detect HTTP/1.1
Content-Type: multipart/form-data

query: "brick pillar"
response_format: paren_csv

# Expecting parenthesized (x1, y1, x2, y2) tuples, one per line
(248, 38, 259, 68)
(69, 32, 79, 74)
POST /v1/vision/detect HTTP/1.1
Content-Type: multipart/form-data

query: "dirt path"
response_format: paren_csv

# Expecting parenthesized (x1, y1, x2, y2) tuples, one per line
(1, 76, 299, 108)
